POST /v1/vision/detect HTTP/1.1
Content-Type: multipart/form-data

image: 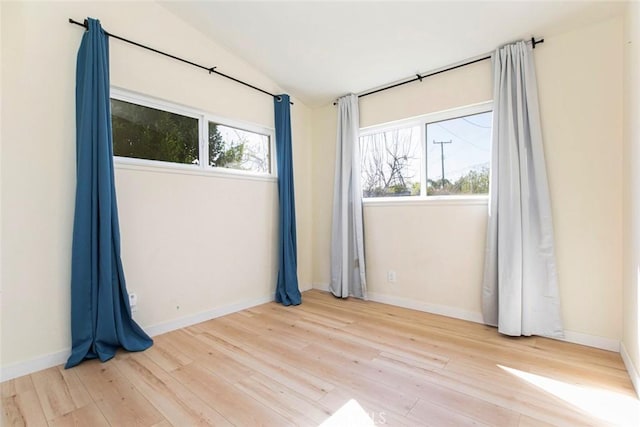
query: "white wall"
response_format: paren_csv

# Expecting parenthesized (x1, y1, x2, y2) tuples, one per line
(312, 15, 624, 348)
(623, 1, 640, 394)
(1, 1, 313, 375)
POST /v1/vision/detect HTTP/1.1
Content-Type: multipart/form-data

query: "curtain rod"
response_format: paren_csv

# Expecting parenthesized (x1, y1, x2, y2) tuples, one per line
(68, 18, 293, 105)
(334, 37, 544, 105)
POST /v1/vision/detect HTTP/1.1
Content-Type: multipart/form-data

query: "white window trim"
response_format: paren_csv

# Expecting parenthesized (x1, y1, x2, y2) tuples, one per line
(206, 114, 276, 177)
(363, 194, 488, 207)
(360, 101, 493, 201)
(114, 158, 277, 183)
(110, 87, 276, 181)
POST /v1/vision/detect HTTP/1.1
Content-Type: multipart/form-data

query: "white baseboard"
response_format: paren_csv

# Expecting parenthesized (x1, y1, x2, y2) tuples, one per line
(367, 291, 485, 324)
(4, 287, 623, 382)
(621, 342, 640, 398)
(144, 294, 274, 337)
(1, 350, 70, 383)
(313, 282, 331, 292)
(311, 284, 619, 352)
(313, 283, 483, 324)
(1, 294, 274, 382)
(299, 282, 313, 292)
(556, 330, 620, 352)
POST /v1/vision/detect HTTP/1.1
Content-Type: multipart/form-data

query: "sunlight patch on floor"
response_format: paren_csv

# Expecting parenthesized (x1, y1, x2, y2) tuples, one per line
(319, 399, 379, 427)
(498, 365, 640, 426)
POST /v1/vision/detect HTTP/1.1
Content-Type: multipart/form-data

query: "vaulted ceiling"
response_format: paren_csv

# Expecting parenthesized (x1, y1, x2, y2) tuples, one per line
(160, 1, 626, 107)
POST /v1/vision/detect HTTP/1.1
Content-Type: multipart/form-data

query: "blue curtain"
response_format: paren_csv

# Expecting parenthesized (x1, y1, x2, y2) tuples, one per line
(66, 18, 152, 369)
(274, 95, 302, 306)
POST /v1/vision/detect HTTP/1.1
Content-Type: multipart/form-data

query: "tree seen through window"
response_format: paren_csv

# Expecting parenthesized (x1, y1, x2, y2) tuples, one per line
(359, 110, 492, 197)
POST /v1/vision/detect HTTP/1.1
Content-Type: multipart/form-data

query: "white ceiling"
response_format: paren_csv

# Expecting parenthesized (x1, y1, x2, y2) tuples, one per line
(160, 1, 626, 107)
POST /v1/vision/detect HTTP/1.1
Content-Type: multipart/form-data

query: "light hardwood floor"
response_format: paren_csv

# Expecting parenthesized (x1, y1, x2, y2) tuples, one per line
(2, 289, 638, 426)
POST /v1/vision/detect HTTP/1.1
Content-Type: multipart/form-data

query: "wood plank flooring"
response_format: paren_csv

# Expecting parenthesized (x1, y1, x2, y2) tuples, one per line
(2, 289, 638, 426)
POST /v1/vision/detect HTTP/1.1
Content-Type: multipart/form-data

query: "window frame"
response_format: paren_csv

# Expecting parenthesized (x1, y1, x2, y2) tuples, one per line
(110, 87, 277, 181)
(359, 101, 493, 203)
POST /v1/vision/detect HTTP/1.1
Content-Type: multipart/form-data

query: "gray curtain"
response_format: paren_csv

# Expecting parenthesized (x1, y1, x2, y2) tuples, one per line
(482, 41, 563, 337)
(330, 94, 367, 299)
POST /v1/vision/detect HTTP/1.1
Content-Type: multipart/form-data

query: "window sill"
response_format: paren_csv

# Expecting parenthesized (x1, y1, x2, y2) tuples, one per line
(362, 195, 488, 207)
(114, 157, 277, 183)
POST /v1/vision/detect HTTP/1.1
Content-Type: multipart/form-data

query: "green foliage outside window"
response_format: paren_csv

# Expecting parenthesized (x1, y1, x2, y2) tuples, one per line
(209, 123, 270, 173)
(426, 167, 489, 196)
(208, 124, 245, 169)
(111, 99, 199, 165)
(110, 99, 268, 174)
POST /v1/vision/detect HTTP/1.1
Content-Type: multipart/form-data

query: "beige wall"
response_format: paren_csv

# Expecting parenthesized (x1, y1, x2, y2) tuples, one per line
(311, 103, 337, 287)
(312, 16, 624, 344)
(312, 60, 492, 321)
(0, 0, 3, 356)
(537, 17, 623, 341)
(0, 0, 630, 377)
(1, 1, 313, 370)
(623, 1, 640, 388)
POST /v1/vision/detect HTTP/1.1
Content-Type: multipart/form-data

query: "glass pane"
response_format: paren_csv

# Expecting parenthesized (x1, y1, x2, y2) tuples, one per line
(208, 123, 270, 173)
(111, 99, 199, 165)
(426, 111, 492, 195)
(360, 126, 422, 197)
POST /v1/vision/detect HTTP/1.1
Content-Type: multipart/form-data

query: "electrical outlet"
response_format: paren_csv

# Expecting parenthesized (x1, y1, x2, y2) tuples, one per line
(387, 270, 397, 283)
(129, 292, 138, 312)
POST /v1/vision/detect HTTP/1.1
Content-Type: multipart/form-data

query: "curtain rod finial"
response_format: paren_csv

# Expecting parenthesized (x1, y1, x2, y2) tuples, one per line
(68, 18, 88, 30)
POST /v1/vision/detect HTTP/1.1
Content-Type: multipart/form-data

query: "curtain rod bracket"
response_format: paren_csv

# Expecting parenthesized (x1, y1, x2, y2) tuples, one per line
(416, 74, 423, 82)
(208, 66, 217, 74)
(531, 37, 544, 49)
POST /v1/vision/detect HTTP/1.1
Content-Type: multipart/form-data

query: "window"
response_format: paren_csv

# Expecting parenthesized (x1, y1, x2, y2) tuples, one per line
(360, 125, 422, 197)
(208, 123, 271, 173)
(111, 99, 200, 165)
(110, 90, 273, 176)
(426, 111, 491, 195)
(360, 105, 492, 198)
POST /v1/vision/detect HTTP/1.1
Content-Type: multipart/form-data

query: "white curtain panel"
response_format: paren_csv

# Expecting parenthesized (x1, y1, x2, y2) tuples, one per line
(330, 94, 367, 299)
(482, 41, 563, 337)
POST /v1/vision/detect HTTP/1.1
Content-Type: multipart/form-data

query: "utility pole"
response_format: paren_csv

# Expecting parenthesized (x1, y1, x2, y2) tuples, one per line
(433, 140, 452, 188)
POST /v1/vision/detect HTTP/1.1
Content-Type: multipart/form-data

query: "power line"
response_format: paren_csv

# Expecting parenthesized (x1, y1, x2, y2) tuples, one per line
(462, 117, 491, 129)
(434, 123, 490, 152)
(433, 140, 452, 188)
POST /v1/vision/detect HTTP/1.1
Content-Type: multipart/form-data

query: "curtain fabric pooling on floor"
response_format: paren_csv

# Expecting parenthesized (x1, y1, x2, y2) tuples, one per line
(66, 18, 152, 369)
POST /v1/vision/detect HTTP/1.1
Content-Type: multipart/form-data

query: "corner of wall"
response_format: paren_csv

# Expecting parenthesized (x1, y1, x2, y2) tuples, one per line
(621, 342, 640, 399)
(622, 0, 640, 398)
(309, 103, 338, 287)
